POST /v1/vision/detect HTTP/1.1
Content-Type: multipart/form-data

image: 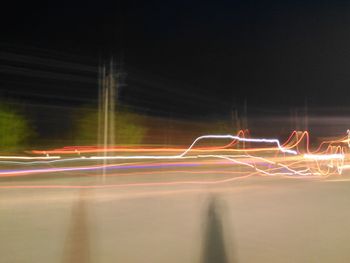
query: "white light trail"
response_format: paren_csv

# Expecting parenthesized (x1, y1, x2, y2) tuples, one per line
(304, 154, 344, 160)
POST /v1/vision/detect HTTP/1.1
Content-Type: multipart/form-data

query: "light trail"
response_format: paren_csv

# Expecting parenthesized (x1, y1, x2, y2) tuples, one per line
(30, 132, 296, 156)
(0, 162, 202, 177)
(0, 156, 60, 160)
(304, 153, 344, 160)
(0, 131, 348, 187)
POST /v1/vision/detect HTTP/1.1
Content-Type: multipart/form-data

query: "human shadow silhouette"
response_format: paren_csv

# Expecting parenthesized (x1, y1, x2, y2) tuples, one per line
(201, 195, 238, 263)
(63, 189, 91, 263)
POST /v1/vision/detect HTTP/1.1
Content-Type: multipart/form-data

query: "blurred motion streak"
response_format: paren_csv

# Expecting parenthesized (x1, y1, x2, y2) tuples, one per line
(0, 130, 349, 189)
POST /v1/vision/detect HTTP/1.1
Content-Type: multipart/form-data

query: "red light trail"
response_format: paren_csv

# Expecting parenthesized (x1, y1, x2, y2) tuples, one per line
(0, 130, 348, 190)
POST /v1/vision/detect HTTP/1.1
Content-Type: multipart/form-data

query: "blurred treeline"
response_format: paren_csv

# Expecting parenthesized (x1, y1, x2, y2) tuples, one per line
(0, 102, 35, 151)
(0, 101, 239, 151)
(73, 106, 147, 145)
(73, 105, 237, 146)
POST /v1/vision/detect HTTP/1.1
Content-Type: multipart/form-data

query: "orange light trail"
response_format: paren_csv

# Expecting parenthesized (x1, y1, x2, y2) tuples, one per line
(0, 131, 348, 190)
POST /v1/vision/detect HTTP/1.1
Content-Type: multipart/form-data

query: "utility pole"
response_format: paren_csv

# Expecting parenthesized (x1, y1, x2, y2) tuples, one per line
(243, 98, 248, 129)
(98, 59, 116, 148)
(97, 57, 126, 180)
(304, 97, 308, 132)
(97, 57, 126, 148)
(294, 108, 299, 131)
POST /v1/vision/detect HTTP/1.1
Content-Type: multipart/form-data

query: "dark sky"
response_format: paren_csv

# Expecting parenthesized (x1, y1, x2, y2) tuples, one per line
(1, 0, 350, 117)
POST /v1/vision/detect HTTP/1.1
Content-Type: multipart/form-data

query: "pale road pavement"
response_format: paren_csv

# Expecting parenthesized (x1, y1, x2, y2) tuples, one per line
(1, 161, 350, 263)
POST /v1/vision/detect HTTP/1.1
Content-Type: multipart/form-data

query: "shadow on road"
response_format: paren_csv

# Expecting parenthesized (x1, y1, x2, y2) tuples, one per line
(63, 189, 91, 263)
(201, 195, 238, 263)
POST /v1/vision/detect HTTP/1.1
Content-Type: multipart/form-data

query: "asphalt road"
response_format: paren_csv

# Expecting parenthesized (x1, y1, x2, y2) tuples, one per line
(1, 157, 350, 263)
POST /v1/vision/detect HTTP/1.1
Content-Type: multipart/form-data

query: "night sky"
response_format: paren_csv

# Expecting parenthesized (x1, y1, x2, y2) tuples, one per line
(1, 0, 350, 118)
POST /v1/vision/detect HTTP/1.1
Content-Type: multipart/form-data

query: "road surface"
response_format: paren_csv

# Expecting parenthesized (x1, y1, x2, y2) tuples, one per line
(0, 153, 350, 263)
